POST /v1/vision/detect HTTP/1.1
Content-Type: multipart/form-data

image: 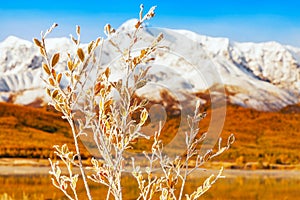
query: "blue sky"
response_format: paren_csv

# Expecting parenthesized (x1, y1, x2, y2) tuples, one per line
(1, 0, 300, 46)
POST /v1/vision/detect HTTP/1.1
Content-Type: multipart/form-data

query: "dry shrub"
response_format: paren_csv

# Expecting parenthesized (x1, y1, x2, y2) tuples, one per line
(34, 5, 234, 200)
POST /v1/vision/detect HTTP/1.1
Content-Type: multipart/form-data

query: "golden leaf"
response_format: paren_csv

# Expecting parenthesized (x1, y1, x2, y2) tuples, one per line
(94, 82, 103, 96)
(48, 77, 55, 86)
(51, 53, 60, 67)
(144, 57, 155, 63)
(135, 21, 141, 29)
(52, 89, 59, 98)
(39, 47, 46, 57)
(56, 73, 62, 83)
(88, 40, 95, 54)
(51, 69, 57, 79)
(133, 57, 140, 66)
(77, 48, 85, 62)
(140, 109, 148, 125)
(42, 63, 50, 75)
(104, 99, 113, 112)
(65, 72, 71, 78)
(140, 49, 147, 58)
(95, 37, 101, 46)
(74, 74, 80, 81)
(67, 60, 73, 71)
(67, 86, 71, 92)
(104, 24, 111, 35)
(54, 103, 62, 112)
(71, 35, 78, 45)
(104, 24, 115, 35)
(104, 67, 110, 78)
(33, 38, 42, 48)
(46, 88, 51, 96)
(106, 24, 111, 31)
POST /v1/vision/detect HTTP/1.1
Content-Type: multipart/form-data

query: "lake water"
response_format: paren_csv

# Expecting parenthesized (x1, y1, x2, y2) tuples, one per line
(0, 167, 299, 200)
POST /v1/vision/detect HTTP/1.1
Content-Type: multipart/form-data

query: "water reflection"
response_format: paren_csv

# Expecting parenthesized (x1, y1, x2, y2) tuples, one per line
(0, 170, 299, 200)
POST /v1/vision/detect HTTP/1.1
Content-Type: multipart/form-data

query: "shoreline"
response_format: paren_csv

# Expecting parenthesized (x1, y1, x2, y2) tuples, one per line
(0, 166, 300, 178)
(1, 158, 300, 176)
(1, 166, 300, 178)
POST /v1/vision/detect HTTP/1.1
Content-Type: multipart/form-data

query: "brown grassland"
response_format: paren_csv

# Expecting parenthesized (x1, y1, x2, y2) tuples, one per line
(0, 101, 299, 169)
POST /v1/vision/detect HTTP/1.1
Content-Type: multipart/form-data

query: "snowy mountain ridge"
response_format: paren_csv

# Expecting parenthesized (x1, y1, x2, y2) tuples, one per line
(0, 21, 299, 111)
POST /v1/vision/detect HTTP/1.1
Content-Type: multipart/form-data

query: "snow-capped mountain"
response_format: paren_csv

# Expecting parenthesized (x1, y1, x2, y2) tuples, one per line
(0, 20, 299, 111)
(170, 29, 300, 110)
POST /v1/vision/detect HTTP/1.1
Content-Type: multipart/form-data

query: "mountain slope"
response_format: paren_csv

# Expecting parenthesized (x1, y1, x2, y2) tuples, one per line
(157, 29, 299, 110)
(0, 101, 299, 167)
(0, 21, 299, 111)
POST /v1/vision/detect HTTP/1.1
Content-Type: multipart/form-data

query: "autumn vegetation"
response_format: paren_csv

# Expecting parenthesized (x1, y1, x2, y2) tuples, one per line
(0, 100, 299, 169)
(0, 4, 299, 200)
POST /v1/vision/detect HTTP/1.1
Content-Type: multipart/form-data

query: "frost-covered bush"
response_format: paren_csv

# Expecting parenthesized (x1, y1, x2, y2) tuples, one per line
(34, 5, 234, 200)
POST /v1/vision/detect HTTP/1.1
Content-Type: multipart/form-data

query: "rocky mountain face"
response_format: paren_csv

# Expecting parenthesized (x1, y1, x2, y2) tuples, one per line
(0, 20, 299, 111)
(174, 29, 300, 110)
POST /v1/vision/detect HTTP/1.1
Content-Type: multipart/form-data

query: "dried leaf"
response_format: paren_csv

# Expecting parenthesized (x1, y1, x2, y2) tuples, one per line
(133, 57, 140, 66)
(95, 37, 101, 46)
(104, 67, 110, 78)
(67, 86, 71, 93)
(88, 41, 95, 54)
(74, 74, 80, 81)
(140, 49, 147, 58)
(144, 57, 155, 63)
(67, 60, 73, 71)
(156, 33, 164, 43)
(145, 6, 156, 20)
(51, 53, 60, 67)
(52, 89, 59, 98)
(65, 72, 71, 78)
(140, 109, 148, 125)
(42, 63, 51, 75)
(56, 73, 62, 83)
(104, 24, 111, 35)
(76, 25, 80, 35)
(54, 103, 62, 112)
(104, 24, 115, 35)
(94, 82, 103, 96)
(46, 88, 51, 96)
(135, 21, 141, 29)
(104, 99, 113, 110)
(49, 77, 55, 86)
(39, 47, 46, 57)
(77, 48, 85, 62)
(110, 81, 117, 88)
(71, 35, 78, 45)
(136, 80, 147, 89)
(51, 69, 57, 79)
(33, 38, 42, 48)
